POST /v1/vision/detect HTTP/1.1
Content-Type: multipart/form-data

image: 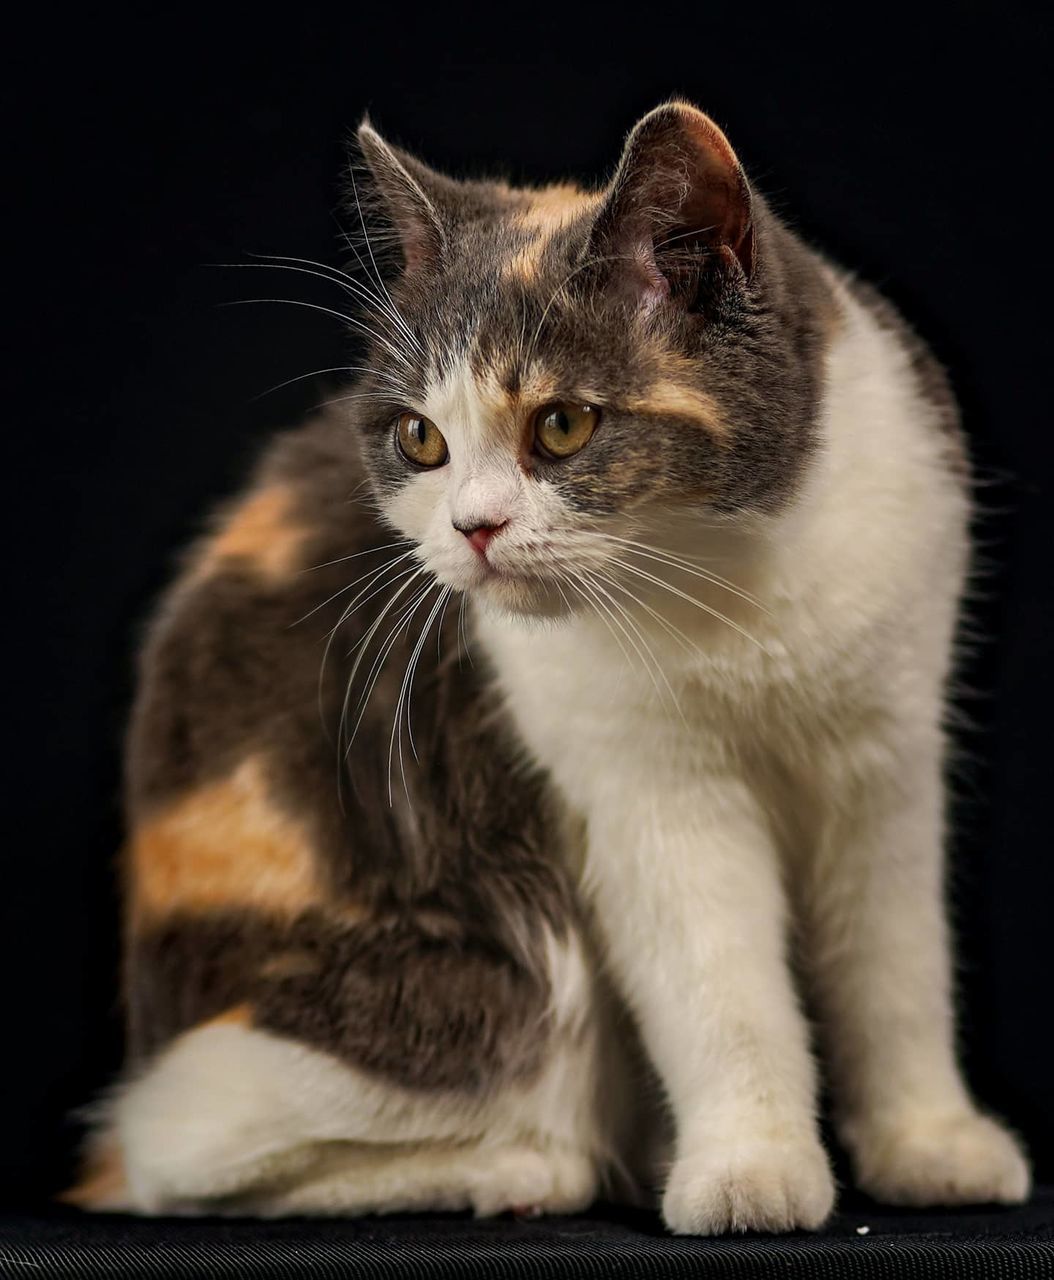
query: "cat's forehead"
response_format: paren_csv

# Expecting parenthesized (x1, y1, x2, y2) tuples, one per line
(496, 183, 603, 285)
(417, 180, 602, 326)
(394, 182, 717, 424)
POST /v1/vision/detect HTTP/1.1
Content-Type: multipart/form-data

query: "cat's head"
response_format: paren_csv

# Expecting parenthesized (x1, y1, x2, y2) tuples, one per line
(348, 100, 830, 620)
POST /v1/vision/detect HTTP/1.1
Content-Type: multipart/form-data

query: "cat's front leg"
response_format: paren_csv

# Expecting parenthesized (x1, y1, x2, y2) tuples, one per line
(802, 737, 1030, 1206)
(585, 771, 835, 1234)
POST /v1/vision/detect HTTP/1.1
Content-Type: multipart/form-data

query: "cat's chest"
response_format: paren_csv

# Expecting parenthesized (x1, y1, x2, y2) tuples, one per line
(476, 603, 859, 784)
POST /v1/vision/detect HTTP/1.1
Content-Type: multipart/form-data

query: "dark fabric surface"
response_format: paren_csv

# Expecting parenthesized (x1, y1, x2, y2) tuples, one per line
(2, 1192, 1052, 1279)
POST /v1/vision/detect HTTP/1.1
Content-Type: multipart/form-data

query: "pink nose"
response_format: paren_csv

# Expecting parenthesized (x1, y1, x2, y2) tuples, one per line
(456, 521, 506, 556)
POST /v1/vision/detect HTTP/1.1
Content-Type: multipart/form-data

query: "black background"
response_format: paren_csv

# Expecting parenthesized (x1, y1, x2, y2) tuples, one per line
(7, 5, 1052, 1201)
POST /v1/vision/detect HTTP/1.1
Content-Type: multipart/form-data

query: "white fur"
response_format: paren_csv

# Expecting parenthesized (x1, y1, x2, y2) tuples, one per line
(109, 930, 607, 1216)
(111, 270, 1028, 1230)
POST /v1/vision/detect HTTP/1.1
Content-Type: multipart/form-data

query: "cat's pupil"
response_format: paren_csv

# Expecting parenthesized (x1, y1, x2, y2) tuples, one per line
(413, 420, 426, 444)
(552, 411, 570, 435)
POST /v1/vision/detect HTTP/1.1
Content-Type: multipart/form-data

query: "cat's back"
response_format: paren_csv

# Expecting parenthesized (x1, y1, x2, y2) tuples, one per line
(126, 409, 383, 819)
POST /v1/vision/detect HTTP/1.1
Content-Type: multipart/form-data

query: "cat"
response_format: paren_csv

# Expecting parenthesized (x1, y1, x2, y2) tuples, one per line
(68, 100, 1030, 1233)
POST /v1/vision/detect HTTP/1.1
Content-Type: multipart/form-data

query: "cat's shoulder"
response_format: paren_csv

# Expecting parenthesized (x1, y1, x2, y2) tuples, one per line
(828, 268, 968, 482)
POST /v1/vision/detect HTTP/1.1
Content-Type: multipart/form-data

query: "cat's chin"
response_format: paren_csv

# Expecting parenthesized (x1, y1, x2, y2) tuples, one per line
(470, 574, 576, 625)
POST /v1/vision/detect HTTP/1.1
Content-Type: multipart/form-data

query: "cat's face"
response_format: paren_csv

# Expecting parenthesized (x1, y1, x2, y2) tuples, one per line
(350, 102, 826, 620)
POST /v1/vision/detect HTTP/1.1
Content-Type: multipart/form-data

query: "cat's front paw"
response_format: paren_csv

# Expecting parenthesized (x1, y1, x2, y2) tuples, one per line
(847, 1108, 1030, 1206)
(662, 1135, 835, 1235)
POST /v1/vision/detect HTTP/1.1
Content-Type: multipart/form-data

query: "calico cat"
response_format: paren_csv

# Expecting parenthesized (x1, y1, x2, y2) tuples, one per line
(70, 101, 1030, 1233)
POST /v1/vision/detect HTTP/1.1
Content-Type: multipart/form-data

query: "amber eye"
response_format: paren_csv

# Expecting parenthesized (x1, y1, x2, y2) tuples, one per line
(396, 413, 448, 467)
(533, 403, 600, 459)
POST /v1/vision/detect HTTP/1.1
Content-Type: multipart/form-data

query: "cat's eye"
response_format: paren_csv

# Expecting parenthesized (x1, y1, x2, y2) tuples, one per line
(533, 403, 600, 459)
(396, 413, 448, 468)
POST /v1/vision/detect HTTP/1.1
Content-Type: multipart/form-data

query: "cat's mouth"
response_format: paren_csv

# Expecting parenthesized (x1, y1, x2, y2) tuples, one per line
(431, 538, 576, 618)
(468, 555, 553, 589)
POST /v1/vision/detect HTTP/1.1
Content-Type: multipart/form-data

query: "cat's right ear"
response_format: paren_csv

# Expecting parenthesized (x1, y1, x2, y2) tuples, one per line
(586, 101, 755, 313)
(352, 121, 447, 276)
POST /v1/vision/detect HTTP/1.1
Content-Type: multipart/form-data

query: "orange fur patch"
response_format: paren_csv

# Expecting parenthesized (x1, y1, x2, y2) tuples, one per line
(504, 185, 600, 283)
(519, 367, 565, 407)
(60, 1139, 127, 1210)
(472, 366, 563, 444)
(258, 950, 321, 980)
(196, 486, 309, 580)
(200, 1003, 254, 1029)
(505, 245, 543, 284)
(515, 184, 596, 233)
(628, 381, 726, 436)
(130, 756, 320, 921)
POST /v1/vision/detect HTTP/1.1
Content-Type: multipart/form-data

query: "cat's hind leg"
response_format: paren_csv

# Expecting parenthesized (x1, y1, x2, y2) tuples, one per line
(86, 932, 607, 1217)
(237, 1141, 598, 1218)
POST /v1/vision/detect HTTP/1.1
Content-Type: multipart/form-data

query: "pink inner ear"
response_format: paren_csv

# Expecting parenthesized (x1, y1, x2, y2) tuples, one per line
(592, 103, 755, 299)
(634, 242, 673, 313)
(400, 228, 436, 275)
(670, 112, 753, 273)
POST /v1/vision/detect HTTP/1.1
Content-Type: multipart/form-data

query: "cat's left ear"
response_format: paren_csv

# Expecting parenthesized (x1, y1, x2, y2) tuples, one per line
(353, 121, 447, 275)
(587, 101, 755, 309)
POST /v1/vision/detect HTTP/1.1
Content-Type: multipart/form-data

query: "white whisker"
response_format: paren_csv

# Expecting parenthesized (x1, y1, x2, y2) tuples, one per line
(222, 297, 414, 371)
(305, 539, 413, 573)
(341, 572, 433, 763)
(251, 246, 426, 361)
(390, 585, 450, 806)
(456, 594, 473, 668)
(597, 533, 769, 613)
(345, 168, 427, 358)
(314, 556, 422, 742)
(556, 569, 634, 674)
(592, 567, 700, 659)
(220, 260, 417, 357)
(294, 547, 417, 627)
(610, 557, 772, 654)
(248, 365, 360, 402)
(580, 569, 686, 721)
